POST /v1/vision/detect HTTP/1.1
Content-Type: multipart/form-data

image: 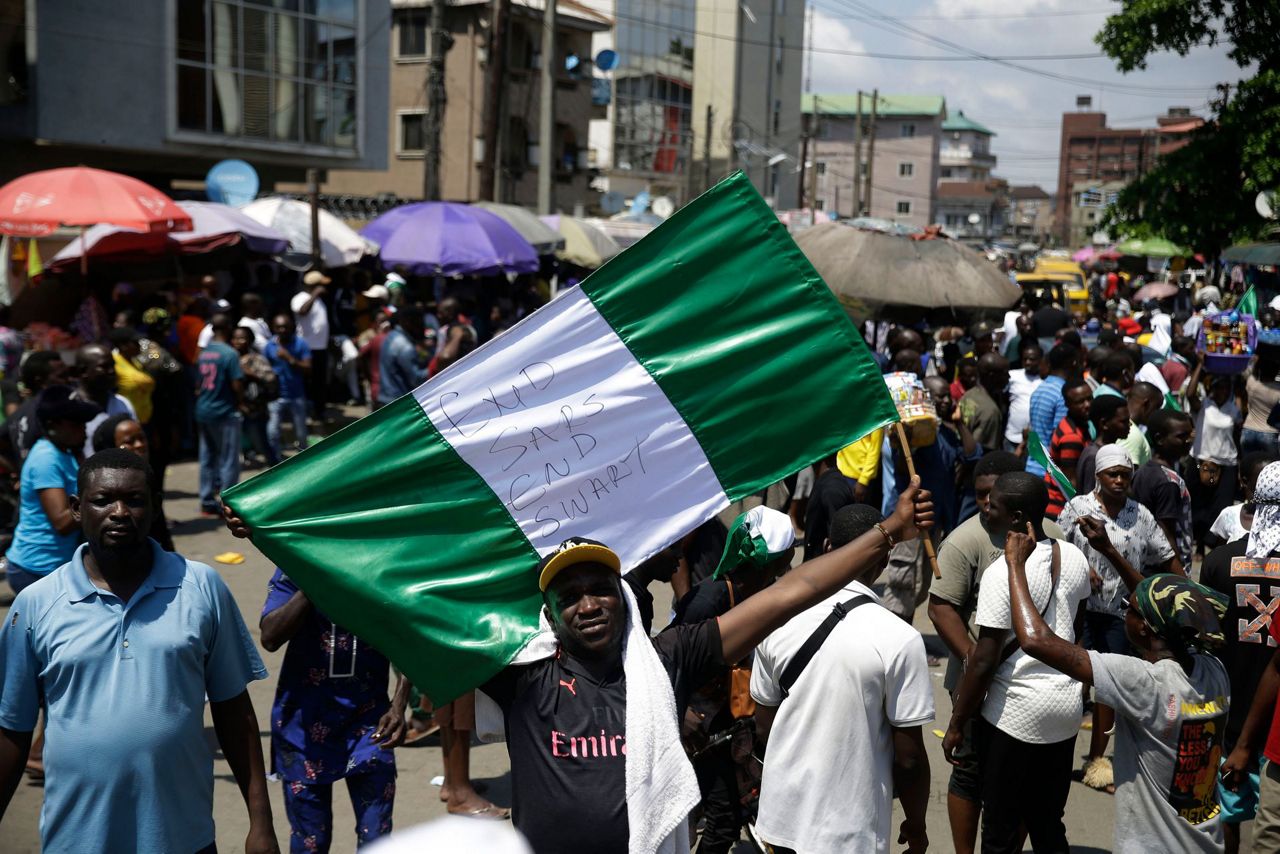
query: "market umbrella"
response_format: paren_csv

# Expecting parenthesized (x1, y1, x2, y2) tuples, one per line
(1116, 236, 1190, 258)
(47, 201, 290, 271)
(361, 202, 539, 276)
(540, 214, 621, 269)
(240, 197, 376, 268)
(795, 221, 1021, 319)
(849, 216, 923, 236)
(1132, 281, 1180, 302)
(473, 202, 564, 255)
(1017, 242, 1040, 253)
(0, 166, 192, 237)
(584, 217, 653, 249)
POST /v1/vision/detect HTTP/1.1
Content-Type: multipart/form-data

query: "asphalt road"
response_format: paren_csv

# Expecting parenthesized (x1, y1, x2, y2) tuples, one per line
(1, 446, 1147, 853)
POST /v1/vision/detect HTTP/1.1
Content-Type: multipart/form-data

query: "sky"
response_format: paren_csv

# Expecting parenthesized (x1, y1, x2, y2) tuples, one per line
(805, 0, 1244, 193)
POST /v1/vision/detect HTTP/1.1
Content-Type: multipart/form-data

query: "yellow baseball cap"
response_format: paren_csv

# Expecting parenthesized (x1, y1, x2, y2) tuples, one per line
(537, 538, 622, 592)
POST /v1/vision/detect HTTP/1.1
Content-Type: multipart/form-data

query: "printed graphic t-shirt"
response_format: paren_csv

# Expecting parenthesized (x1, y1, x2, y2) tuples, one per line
(479, 620, 723, 854)
(1090, 651, 1229, 853)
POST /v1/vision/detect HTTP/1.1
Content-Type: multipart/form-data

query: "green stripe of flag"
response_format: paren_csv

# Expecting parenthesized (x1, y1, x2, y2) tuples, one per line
(1027, 429, 1076, 501)
(223, 395, 543, 704)
(580, 172, 897, 501)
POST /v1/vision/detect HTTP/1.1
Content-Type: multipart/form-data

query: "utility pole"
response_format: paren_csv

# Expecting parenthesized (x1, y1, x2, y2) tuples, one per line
(536, 0, 557, 214)
(851, 90, 863, 216)
(863, 89, 878, 217)
(702, 105, 712, 193)
(478, 0, 510, 201)
(307, 168, 321, 267)
(807, 96, 819, 213)
(423, 0, 448, 201)
(798, 115, 809, 210)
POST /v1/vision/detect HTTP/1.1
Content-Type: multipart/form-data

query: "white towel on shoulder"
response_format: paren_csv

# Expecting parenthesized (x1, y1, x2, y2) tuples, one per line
(475, 584, 699, 854)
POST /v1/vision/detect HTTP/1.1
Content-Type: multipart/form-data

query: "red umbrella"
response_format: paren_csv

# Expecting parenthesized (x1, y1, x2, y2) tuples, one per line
(0, 166, 192, 237)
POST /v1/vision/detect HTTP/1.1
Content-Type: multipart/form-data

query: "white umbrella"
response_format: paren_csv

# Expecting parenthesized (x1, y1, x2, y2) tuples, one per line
(240, 197, 377, 268)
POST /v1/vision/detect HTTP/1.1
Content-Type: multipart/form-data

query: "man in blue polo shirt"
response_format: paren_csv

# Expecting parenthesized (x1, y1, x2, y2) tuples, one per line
(0, 449, 278, 853)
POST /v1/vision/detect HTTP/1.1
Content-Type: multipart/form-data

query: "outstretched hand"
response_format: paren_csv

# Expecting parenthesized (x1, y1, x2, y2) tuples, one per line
(1075, 516, 1113, 553)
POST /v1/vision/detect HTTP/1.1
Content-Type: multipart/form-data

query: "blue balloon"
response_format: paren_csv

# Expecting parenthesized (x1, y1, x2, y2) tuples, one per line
(206, 159, 260, 207)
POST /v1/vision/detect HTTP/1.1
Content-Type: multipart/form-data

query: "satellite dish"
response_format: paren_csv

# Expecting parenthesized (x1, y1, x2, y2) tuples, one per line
(652, 196, 675, 218)
(967, 213, 981, 225)
(1258, 190, 1278, 220)
(600, 191, 626, 215)
(595, 49, 619, 72)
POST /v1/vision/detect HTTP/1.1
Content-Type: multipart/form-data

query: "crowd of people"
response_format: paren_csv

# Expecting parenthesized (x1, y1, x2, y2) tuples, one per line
(2, 267, 1280, 854)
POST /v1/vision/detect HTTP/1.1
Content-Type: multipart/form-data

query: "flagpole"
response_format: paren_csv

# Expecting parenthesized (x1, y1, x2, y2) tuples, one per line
(893, 422, 941, 578)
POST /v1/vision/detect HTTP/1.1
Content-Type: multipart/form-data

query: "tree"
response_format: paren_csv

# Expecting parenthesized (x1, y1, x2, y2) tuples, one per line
(1096, 1, 1280, 257)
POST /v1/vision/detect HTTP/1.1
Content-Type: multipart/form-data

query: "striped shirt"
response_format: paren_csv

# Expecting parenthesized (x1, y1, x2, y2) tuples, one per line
(1045, 416, 1086, 518)
(1027, 376, 1067, 476)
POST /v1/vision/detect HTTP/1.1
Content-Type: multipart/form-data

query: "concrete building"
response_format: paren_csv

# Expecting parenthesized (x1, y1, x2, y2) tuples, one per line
(936, 179, 1007, 240)
(0, 0, 390, 188)
(1065, 179, 1126, 249)
(939, 111, 995, 183)
(1053, 99, 1204, 244)
(1006, 185, 1054, 244)
(802, 93, 945, 229)
(321, 0, 608, 210)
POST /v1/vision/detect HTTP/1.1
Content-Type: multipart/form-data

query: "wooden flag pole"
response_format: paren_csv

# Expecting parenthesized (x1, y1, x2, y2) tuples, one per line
(893, 421, 941, 579)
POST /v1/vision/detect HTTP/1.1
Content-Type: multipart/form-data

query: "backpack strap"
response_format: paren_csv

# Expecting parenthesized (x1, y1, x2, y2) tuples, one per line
(779, 594, 873, 699)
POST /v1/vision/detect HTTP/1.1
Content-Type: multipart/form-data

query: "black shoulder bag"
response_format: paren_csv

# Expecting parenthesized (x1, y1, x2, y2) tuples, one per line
(778, 593, 873, 699)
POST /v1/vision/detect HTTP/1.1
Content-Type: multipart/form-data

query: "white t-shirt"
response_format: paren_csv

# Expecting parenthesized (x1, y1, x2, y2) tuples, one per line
(975, 539, 1091, 744)
(751, 581, 934, 853)
(1192, 398, 1242, 466)
(196, 323, 213, 351)
(290, 290, 330, 350)
(1209, 504, 1249, 543)
(237, 316, 271, 352)
(1005, 369, 1042, 445)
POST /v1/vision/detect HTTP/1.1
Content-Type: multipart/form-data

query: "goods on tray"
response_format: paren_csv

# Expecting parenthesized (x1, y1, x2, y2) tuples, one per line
(1197, 311, 1256, 374)
(883, 371, 937, 448)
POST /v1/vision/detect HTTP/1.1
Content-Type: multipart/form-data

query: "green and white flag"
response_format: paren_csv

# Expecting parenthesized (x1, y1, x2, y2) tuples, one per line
(1027, 429, 1076, 501)
(1239, 285, 1258, 317)
(224, 173, 897, 703)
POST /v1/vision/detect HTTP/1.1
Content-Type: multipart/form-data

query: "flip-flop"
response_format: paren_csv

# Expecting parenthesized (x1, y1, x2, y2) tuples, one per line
(452, 804, 510, 821)
(403, 722, 440, 745)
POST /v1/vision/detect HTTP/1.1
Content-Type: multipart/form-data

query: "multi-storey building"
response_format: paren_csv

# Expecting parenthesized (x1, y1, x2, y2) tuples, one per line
(939, 111, 996, 183)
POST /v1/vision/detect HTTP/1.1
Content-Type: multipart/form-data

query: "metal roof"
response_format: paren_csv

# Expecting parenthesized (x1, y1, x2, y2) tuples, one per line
(942, 110, 995, 135)
(802, 93, 945, 117)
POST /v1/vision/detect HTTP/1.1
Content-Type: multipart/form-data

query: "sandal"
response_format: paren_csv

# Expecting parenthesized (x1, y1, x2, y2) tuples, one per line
(1081, 756, 1115, 794)
(451, 804, 510, 821)
(403, 722, 440, 745)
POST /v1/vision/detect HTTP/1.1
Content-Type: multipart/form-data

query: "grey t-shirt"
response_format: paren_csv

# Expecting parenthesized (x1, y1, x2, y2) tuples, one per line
(1090, 651, 1230, 853)
(932, 513, 1065, 692)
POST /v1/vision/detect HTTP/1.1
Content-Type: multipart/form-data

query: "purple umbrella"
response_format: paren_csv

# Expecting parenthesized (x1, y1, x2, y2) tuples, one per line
(361, 202, 539, 276)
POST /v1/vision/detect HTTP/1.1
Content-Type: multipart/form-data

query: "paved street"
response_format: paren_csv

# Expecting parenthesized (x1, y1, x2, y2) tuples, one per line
(4, 445, 1126, 853)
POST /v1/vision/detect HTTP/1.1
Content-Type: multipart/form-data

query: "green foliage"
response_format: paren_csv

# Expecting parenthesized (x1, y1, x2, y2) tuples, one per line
(1095, 2, 1280, 255)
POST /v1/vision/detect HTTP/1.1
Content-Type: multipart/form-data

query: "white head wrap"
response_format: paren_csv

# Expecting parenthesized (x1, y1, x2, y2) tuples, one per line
(713, 505, 796, 577)
(1095, 443, 1134, 478)
(1247, 462, 1280, 559)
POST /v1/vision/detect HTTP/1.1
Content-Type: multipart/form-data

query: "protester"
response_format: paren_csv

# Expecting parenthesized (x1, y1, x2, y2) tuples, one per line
(1056, 444, 1179, 792)
(928, 452, 1065, 854)
(0, 450, 278, 853)
(72, 342, 137, 460)
(1202, 462, 1280, 853)
(6, 352, 71, 463)
(1093, 350, 1136, 400)
(260, 568, 411, 851)
(108, 327, 155, 427)
(943, 472, 1091, 853)
(1007, 536, 1230, 853)
(91, 414, 174, 552)
(358, 308, 393, 412)
(1241, 344, 1280, 457)
(1078, 394, 1132, 495)
(1027, 343, 1081, 477)
(232, 327, 278, 468)
(377, 312, 429, 407)
(959, 354, 1010, 454)
(1187, 365, 1243, 552)
(752, 503, 933, 853)
(395, 480, 935, 853)
(1207, 452, 1275, 547)
(194, 313, 245, 517)
(1119, 380, 1162, 466)
(1044, 380, 1092, 517)
(265, 313, 311, 460)
(1131, 408, 1196, 570)
(924, 375, 981, 522)
(431, 298, 478, 376)
(951, 356, 979, 403)
(239, 292, 272, 351)
(1005, 343, 1044, 452)
(4, 386, 96, 595)
(292, 270, 332, 422)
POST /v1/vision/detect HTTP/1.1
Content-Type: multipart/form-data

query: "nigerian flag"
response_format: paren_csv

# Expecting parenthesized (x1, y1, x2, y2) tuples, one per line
(224, 172, 897, 704)
(1240, 285, 1258, 317)
(1028, 429, 1076, 501)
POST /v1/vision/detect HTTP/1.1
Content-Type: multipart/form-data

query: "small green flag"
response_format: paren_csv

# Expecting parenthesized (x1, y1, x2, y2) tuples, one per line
(1164, 392, 1182, 412)
(1027, 429, 1076, 501)
(1239, 285, 1257, 317)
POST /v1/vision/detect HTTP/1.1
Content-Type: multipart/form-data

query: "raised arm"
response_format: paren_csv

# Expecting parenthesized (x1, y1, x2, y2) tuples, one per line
(1006, 523, 1093, 685)
(716, 479, 933, 664)
(1074, 515, 1146, 593)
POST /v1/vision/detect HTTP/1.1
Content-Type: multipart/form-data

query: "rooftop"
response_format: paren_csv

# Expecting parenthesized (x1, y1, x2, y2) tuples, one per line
(802, 93, 945, 118)
(1009, 185, 1050, 200)
(937, 180, 1002, 200)
(942, 110, 995, 136)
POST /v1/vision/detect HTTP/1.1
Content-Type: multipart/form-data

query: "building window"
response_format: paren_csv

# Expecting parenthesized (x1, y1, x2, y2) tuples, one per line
(898, 162, 913, 177)
(940, 167, 953, 178)
(816, 162, 826, 175)
(897, 201, 911, 215)
(174, 0, 359, 151)
(901, 123, 916, 138)
(398, 11, 427, 58)
(398, 110, 425, 155)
